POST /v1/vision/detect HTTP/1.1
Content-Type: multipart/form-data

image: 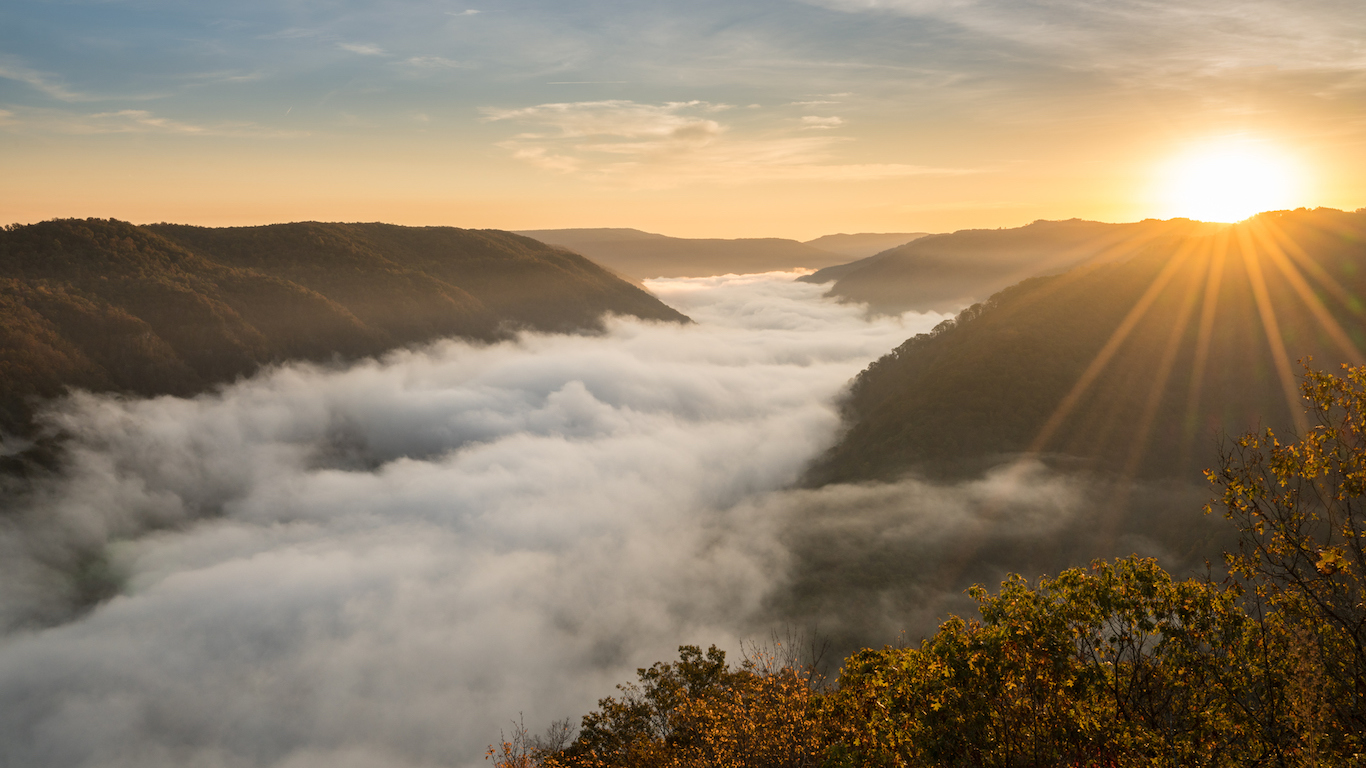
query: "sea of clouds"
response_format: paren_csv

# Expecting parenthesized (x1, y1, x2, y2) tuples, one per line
(0, 273, 1232, 767)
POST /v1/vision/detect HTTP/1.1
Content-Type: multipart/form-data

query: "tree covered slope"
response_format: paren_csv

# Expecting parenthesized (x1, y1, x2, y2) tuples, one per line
(807, 208, 1366, 484)
(0, 219, 687, 438)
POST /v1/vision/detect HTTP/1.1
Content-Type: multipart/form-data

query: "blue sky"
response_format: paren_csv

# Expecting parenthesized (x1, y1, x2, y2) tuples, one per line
(2, 0, 1363, 236)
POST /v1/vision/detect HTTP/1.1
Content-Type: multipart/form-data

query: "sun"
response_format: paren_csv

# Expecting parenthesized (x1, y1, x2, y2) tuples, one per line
(1158, 139, 1304, 222)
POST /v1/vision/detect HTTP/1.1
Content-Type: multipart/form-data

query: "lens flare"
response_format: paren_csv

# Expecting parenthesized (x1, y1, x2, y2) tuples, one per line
(1159, 140, 1303, 222)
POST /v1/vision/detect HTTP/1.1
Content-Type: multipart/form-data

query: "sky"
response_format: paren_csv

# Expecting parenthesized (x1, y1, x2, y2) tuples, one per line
(2, 0, 1365, 237)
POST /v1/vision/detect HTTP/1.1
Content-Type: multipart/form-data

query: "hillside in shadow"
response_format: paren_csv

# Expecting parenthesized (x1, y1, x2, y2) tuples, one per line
(0, 219, 687, 443)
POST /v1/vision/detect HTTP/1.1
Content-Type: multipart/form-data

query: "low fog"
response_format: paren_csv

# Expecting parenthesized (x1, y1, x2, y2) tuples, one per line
(0, 274, 1234, 767)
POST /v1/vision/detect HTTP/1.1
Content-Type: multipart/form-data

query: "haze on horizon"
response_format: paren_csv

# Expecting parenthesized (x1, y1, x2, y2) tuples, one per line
(2, 0, 1364, 238)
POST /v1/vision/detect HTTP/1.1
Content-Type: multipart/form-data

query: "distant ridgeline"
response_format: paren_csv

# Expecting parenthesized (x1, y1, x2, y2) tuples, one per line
(517, 227, 857, 279)
(807, 208, 1366, 484)
(0, 218, 687, 440)
(801, 217, 1227, 314)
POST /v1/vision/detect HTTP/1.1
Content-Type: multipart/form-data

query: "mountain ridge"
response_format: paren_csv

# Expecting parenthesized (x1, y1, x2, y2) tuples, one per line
(516, 227, 847, 278)
(0, 218, 687, 444)
(802, 232, 930, 259)
(805, 217, 1229, 314)
(806, 207, 1366, 486)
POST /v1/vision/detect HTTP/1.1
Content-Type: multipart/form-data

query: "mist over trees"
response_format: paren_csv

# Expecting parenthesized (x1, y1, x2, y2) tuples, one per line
(767, 209, 1366, 657)
(0, 218, 686, 444)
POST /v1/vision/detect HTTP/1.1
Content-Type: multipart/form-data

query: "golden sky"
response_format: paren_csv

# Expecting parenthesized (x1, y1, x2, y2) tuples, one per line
(2, 0, 1363, 239)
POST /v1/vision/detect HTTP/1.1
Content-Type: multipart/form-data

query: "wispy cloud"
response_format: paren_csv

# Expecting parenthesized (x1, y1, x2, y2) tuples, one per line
(446, 9, 481, 16)
(485, 100, 721, 176)
(800, 115, 844, 129)
(91, 109, 212, 134)
(338, 42, 386, 56)
(798, 0, 1366, 80)
(0, 106, 306, 138)
(484, 99, 970, 187)
(625, 137, 972, 185)
(406, 55, 471, 69)
(483, 100, 722, 141)
(503, 144, 581, 173)
(0, 60, 87, 102)
(176, 70, 267, 85)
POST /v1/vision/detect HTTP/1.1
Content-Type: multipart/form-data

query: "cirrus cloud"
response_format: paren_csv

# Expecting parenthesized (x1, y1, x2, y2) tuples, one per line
(800, 115, 844, 129)
(0, 106, 307, 138)
(338, 42, 386, 56)
(797, 0, 1366, 80)
(483, 99, 973, 187)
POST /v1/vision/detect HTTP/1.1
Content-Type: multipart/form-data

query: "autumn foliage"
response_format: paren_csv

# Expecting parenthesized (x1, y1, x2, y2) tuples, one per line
(495, 362, 1366, 768)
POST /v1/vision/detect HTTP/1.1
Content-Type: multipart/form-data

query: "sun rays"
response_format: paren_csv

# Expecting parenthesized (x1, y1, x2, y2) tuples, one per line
(1182, 230, 1228, 467)
(1023, 211, 1366, 483)
(1024, 238, 1194, 458)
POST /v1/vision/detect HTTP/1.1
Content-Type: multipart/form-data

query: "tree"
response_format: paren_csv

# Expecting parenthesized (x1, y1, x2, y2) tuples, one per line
(1207, 361, 1366, 760)
(826, 557, 1252, 768)
(541, 643, 830, 768)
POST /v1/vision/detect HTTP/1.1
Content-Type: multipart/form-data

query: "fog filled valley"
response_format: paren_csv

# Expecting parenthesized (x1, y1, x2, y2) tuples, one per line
(0, 271, 958, 767)
(3, 211, 1366, 766)
(0, 269, 1233, 767)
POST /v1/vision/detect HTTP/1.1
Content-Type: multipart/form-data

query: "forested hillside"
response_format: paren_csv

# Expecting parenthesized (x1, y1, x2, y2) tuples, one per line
(804, 217, 1226, 314)
(807, 208, 1366, 485)
(0, 219, 687, 440)
(149, 222, 683, 336)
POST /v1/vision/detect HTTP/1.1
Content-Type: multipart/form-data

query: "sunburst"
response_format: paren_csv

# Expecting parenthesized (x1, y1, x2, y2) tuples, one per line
(1021, 213, 1362, 489)
(1159, 139, 1303, 222)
